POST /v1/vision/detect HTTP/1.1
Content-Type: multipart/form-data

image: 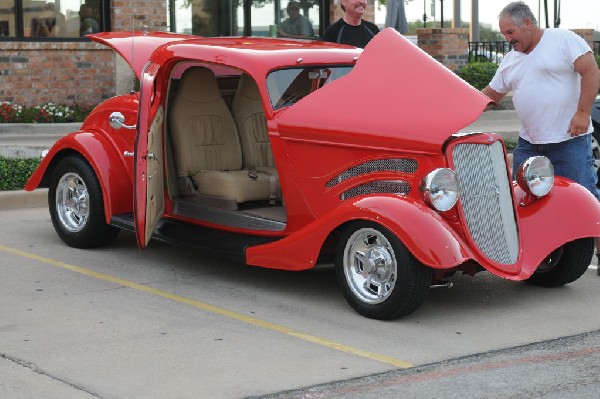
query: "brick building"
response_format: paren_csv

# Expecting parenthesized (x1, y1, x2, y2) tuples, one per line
(2, 0, 593, 108)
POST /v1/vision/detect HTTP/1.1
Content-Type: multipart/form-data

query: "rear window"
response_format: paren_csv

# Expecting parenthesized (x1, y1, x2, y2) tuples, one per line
(267, 66, 353, 109)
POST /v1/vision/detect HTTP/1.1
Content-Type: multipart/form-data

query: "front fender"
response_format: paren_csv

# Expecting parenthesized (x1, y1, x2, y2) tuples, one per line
(246, 195, 473, 271)
(511, 177, 600, 280)
(25, 130, 134, 223)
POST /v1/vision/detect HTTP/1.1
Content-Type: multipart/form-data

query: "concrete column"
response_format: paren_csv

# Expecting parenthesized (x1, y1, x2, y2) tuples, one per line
(452, 0, 461, 28)
(470, 0, 479, 41)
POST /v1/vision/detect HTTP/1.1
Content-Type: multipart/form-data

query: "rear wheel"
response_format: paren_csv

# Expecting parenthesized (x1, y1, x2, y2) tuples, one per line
(526, 238, 594, 287)
(335, 221, 432, 320)
(48, 156, 119, 248)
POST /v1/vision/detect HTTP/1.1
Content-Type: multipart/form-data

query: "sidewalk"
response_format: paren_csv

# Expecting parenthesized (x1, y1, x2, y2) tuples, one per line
(0, 123, 80, 158)
(0, 111, 521, 210)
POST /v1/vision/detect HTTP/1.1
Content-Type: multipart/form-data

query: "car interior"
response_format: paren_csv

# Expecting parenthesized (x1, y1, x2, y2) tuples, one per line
(164, 62, 286, 232)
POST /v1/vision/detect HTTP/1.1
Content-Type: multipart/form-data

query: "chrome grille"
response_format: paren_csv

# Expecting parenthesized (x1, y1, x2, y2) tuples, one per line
(327, 158, 417, 188)
(340, 180, 410, 200)
(452, 141, 518, 264)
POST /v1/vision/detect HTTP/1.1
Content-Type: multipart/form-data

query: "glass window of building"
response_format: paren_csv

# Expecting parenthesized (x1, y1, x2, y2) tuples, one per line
(169, 0, 320, 38)
(0, 0, 106, 39)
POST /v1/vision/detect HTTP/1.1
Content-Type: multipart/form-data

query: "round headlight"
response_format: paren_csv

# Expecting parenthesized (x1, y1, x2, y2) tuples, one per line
(420, 168, 459, 212)
(516, 156, 554, 198)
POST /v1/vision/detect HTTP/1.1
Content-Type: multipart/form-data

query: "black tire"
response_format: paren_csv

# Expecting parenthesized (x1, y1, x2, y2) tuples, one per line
(48, 156, 119, 248)
(592, 129, 599, 188)
(335, 221, 432, 320)
(526, 238, 594, 287)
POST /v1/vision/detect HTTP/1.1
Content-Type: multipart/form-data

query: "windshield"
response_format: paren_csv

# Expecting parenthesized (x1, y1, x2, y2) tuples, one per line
(267, 66, 353, 109)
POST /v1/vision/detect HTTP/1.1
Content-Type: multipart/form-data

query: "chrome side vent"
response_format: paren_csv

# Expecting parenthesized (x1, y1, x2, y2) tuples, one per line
(327, 158, 417, 188)
(452, 141, 518, 264)
(340, 180, 410, 200)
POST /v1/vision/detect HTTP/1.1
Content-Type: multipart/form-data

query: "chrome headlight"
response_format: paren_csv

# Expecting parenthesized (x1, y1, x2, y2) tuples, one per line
(420, 168, 459, 212)
(516, 156, 554, 198)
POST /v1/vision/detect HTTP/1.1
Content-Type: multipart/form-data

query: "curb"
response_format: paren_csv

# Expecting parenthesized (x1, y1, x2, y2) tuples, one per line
(0, 189, 48, 211)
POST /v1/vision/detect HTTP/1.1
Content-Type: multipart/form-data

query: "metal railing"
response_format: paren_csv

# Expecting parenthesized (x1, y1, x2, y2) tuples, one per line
(468, 41, 511, 64)
(470, 40, 599, 64)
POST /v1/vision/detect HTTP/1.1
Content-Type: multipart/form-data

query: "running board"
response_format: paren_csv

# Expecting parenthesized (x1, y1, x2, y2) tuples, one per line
(110, 214, 280, 264)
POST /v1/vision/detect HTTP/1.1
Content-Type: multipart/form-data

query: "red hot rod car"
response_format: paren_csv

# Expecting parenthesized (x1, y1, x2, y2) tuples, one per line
(26, 28, 600, 320)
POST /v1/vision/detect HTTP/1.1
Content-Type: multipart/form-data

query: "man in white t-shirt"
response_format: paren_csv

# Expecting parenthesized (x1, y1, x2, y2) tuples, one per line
(482, 1, 600, 260)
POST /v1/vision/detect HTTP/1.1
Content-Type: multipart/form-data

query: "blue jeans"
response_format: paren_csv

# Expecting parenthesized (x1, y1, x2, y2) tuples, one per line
(512, 134, 600, 201)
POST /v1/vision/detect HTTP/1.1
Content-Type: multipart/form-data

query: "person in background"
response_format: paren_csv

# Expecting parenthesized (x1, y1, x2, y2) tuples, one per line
(323, 0, 379, 48)
(481, 1, 600, 262)
(33, 2, 65, 37)
(79, 4, 99, 36)
(279, 1, 314, 38)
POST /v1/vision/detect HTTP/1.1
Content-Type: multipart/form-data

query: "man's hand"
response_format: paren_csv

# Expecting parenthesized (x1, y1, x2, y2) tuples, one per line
(568, 110, 591, 136)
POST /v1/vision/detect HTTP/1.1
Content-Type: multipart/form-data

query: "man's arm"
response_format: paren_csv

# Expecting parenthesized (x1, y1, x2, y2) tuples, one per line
(569, 51, 600, 136)
(481, 86, 507, 109)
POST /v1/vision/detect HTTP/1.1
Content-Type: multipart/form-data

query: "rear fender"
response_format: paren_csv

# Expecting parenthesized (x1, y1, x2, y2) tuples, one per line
(245, 195, 472, 271)
(25, 131, 133, 223)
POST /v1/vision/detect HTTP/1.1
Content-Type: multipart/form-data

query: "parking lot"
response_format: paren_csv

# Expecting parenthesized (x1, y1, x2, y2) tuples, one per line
(1, 206, 599, 398)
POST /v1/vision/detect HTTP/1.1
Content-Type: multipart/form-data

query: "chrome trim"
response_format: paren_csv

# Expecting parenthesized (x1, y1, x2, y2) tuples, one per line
(341, 180, 410, 200)
(452, 141, 519, 264)
(327, 158, 417, 188)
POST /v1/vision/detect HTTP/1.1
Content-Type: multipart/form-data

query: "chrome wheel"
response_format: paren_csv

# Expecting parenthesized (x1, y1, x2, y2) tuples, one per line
(49, 156, 119, 248)
(336, 221, 432, 320)
(55, 172, 90, 232)
(342, 228, 397, 305)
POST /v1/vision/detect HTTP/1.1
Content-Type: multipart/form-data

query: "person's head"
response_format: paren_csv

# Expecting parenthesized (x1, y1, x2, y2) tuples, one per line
(340, 0, 367, 17)
(79, 4, 92, 18)
(287, 1, 300, 19)
(498, 1, 541, 54)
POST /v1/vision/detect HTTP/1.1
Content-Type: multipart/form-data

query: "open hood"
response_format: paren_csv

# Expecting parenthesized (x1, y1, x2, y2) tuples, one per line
(276, 28, 492, 153)
(88, 31, 194, 79)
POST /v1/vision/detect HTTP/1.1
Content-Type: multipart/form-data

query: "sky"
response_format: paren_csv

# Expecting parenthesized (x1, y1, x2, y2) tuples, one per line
(375, 0, 600, 31)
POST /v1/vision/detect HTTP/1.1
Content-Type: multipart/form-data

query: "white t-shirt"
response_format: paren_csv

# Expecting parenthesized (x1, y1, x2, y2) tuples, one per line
(489, 29, 593, 144)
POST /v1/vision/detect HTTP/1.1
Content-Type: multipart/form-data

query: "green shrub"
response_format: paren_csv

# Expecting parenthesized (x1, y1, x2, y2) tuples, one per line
(596, 55, 600, 71)
(504, 138, 517, 151)
(456, 62, 499, 90)
(0, 157, 41, 191)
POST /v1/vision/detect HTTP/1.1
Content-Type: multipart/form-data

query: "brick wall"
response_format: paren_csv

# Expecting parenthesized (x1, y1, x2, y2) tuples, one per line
(0, 0, 167, 108)
(416, 28, 470, 72)
(0, 42, 114, 106)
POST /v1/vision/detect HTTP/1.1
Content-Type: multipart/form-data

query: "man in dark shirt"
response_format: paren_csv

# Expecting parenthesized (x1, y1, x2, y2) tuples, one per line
(323, 0, 379, 48)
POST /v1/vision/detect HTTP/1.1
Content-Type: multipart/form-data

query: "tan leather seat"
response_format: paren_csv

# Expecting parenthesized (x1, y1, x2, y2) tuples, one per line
(169, 67, 276, 204)
(232, 74, 280, 201)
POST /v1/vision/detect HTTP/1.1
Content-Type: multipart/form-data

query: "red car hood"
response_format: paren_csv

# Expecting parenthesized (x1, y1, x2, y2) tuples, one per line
(88, 31, 193, 79)
(276, 28, 492, 153)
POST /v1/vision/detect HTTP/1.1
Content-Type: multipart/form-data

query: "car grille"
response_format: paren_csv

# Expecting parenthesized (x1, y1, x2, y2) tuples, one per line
(452, 141, 519, 264)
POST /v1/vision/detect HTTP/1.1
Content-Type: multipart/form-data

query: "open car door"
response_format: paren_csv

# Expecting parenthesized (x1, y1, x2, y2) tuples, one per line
(134, 62, 165, 249)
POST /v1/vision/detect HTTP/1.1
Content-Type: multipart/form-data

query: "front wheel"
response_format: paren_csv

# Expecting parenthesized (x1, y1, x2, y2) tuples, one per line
(335, 221, 432, 320)
(48, 156, 119, 248)
(526, 238, 594, 287)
